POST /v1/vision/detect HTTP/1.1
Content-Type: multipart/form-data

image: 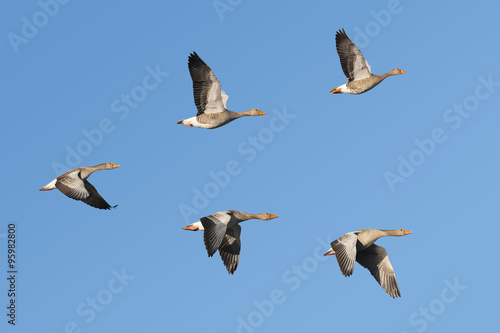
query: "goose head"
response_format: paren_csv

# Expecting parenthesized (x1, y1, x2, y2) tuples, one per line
(259, 213, 279, 220)
(389, 68, 407, 76)
(246, 109, 266, 116)
(104, 163, 120, 169)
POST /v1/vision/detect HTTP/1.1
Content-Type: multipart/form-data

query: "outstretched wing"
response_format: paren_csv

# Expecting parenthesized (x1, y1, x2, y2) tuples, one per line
(81, 180, 115, 210)
(335, 29, 372, 81)
(331, 232, 358, 277)
(55, 170, 115, 210)
(218, 224, 241, 274)
(188, 52, 226, 116)
(55, 170, 89, 201)
(200, 211, 231, 257)
(356, 244, 401, 298)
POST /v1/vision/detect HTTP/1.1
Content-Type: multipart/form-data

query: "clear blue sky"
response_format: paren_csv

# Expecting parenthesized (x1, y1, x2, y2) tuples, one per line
(2, 1, 499, 332)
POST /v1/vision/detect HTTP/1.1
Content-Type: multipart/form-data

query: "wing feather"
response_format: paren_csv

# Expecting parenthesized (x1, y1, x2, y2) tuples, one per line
(335, 29, 372, 81)
(188, 52, 226, 116)
(55, 170, 115, 210)
(218, 224, 241, 274)
(82, 180, 115, 210)
(55, 170, 89, 200)
(356, 244, 401, 298)
(331, 232, 358, 277)
(200, 212, 231, 257)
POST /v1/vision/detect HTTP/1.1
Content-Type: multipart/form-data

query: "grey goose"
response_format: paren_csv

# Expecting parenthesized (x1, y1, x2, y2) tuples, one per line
(182, 210, 278, 274)
(324, 228, 412, 298)
(330, 29, 406, 94)
(177, 52, 265, 129)
(40, 163, 119, 210)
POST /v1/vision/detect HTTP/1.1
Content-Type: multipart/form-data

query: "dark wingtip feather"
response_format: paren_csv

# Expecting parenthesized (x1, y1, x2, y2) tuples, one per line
(204, 238, 217, 257)
(101, 203, 117, 210)
(188, 51, 199, 62)
(335, 28, 351, 44)
(188, 51, 208, 69)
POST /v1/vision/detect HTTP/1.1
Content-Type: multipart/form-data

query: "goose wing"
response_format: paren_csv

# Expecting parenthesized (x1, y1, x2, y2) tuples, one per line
(200, 211, 231, 257)
(55, 170, 88, 201)
(188, 52, 226, 116)
(331, 232, 358, 276)
(218, 224, 241, 274)
(81, 180, 115, 210)
(355, 244, 401, 298)
(335, 29, 372, 81)
(55, 170, 115, 210)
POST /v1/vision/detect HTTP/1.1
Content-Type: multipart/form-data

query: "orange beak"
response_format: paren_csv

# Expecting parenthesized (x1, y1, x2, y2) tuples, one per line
(323, 249, 336, 256)
(113, 164, 120, 168)
(258, 110, 266, 115)
(404, 230, 412, 235)
(270, 214, 279, 219)
(401, 70, 407, 74)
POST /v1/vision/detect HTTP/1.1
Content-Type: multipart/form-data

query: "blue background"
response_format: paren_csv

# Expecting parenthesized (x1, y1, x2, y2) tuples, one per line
(2, 1, 499, 332)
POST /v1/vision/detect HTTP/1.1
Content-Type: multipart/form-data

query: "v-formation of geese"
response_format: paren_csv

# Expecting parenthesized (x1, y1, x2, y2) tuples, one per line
(40, 29, 409, 298)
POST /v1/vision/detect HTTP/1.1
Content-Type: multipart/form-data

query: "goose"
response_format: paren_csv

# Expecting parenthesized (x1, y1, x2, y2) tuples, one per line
(39, 163, 119, 210)
(330, 29, 406, 94)
(323, 228, 412, 298)
(177, 52, 266, 129)
(182, 210, 278, 274)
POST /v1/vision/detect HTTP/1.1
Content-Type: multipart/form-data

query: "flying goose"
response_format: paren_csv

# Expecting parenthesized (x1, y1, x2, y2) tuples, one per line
(39, 163, 119, 209)
(324, 228, 412, 298)
(330, 29, 406, 94)
(177, 52, 266, 129)
(182, 210, 278, 274)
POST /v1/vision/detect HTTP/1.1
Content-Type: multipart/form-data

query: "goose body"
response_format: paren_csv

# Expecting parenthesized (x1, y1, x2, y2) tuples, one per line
(39, 163, 119, 210)
(330, 29, 406, 94)
(177, 52, 265, 129)
(324, 228, 412, 298)
(182, 210, 278, 274)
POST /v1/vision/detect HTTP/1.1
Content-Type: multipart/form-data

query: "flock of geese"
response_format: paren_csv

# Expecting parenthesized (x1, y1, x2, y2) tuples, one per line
(40, 29, 410, 298)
